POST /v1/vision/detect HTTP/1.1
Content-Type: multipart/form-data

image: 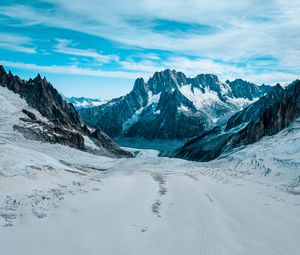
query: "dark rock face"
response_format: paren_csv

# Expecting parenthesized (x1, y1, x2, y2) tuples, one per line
(79, 69, 273, 141)
(0, 65, 133, 158)
(189, 74, 223, 97)
(22, 109, 37, 120)
(80, 78, 149, 138)
(174, 81, 300, 161)
(0, 69, 81, 129)
(124, 90, 205, 140)
(147, 70, 187, 94)
(89, 129, 132, 158)
(13, 115, 85, 150)
(124, 89, 206, 140)
(227, 79, 272, 100)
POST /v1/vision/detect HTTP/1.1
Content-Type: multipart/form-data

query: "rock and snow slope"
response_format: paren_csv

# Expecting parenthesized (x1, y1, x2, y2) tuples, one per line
(0, 66, 132, 158)
(79, 69, 272, 140)
(174, 80, 300, 161)
(1, 86, 300, 254)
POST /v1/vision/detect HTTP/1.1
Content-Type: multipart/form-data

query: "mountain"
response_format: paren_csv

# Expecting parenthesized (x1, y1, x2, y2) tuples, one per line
(173, 80, 300, 161)
(66, 96, 107, 109)
(0, 65, 132, 158)
(79, 69, 272, 141)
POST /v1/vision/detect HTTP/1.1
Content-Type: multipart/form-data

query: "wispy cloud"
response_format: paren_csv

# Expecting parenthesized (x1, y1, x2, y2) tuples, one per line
(0, 32, 36, 54)
(0, 1, 299, 88)
(54, 38, 119, 64)
(1, 1, 299, 64)
(0, 60, 143, 79)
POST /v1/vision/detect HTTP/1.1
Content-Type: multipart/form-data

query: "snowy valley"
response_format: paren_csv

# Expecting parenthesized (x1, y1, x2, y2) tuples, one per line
(0, 67, 300, 255)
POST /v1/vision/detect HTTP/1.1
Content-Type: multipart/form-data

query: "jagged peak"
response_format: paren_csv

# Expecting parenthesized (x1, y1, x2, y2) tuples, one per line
(275, 83, 282, 88)
(0, 65, 6, 76)
(194, 73, 219, 80)
(147, 69, 187, 94)
(150, 69, 186, 80)
(133, 77, 145, 90)
(154, 69, 176, 75)
(132, 77, 149, 99)
(35, 73, 42, 81)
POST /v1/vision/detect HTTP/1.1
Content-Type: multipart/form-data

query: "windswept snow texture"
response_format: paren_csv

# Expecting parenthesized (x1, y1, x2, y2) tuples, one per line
(1, 88, 300, 254)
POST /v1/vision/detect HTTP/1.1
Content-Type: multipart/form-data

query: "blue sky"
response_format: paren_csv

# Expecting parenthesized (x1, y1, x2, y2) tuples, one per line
(0, 0, 299, 98)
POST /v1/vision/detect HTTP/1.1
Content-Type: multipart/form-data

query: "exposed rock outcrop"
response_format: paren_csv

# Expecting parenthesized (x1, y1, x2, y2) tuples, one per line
(0, 65, 133, 158)
(173, 81, 300, 161)
(79, 69, 272, 141)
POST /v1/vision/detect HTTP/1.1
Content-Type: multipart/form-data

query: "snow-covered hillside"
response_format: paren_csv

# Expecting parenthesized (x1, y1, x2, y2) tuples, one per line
(1, 86, 300, 255)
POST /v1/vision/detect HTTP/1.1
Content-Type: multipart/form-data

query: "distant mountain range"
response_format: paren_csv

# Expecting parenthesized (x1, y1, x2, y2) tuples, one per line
(2, 64, 299, 163)
(79, 69, 273, 141)
(66, 96, 108, 109)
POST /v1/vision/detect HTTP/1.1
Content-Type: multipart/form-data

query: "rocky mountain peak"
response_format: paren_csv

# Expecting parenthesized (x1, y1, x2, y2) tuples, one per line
(0, 65, 133, 158)
(133, 77, 148, 94)
(0, 65, 6, 76)
(190, 73, 222, 93)
(227, 79, 273, 101)
(35, 73, 42, 81)
(147, 69, 187, 94)
(79, 69, 274, 141)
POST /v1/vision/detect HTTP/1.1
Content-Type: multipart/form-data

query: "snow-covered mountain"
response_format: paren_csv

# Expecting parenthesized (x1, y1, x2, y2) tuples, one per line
(174, 80, 300, 161)
(0, 65, 132, 158)
(79, 69, 273, 141)
(66, 96, 107, 109)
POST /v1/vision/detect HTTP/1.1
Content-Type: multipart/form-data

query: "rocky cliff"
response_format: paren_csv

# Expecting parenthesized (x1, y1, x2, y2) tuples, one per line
(0, 65, 133, 158)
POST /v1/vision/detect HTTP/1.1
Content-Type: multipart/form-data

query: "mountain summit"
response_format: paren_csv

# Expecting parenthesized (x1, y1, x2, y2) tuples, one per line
(79, 69, 272, 141)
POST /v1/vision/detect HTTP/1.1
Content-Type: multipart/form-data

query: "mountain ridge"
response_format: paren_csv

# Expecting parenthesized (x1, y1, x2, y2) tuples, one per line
(173, 80, 300, 161)
(79, 69, 273, 141)
(0, 65, 133, 158)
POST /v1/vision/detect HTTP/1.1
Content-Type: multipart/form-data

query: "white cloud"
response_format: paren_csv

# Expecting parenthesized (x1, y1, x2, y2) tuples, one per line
(0, 32, 36, 54)
(1, 56, 298, 87)
(54, 38, 119, 63)
(0, 1, 299, 84)
(0, 60, 144, 79)
(163, 57, 243, 77)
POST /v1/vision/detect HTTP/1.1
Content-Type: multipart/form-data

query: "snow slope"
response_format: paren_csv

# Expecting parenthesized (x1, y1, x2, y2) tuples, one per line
(1, 87, 300, 255)
(1, 146, 300, 255)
